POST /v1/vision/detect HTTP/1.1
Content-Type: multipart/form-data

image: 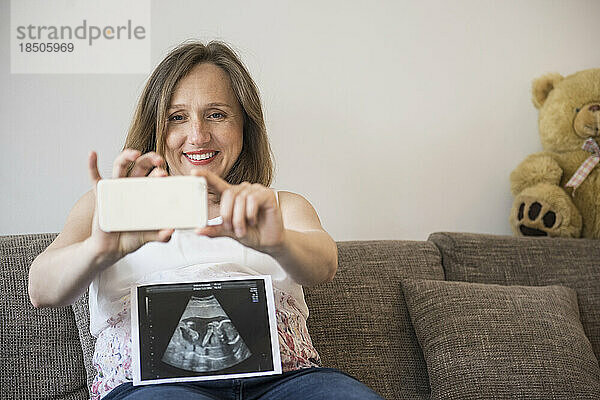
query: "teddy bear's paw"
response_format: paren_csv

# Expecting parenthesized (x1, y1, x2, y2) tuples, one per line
(509, 183, 582, 238)
(515, 200, 557, 236)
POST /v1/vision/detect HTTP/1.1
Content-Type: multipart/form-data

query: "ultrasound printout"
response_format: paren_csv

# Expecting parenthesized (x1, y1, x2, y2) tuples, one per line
(131, 276, 281, 385)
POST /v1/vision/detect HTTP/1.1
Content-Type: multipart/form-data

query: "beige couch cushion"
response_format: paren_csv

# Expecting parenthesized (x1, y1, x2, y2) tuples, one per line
(429, 232, 600, 360)
(73, 290, 96, 392)
(1, 234, 88, 400)
(402, 278, 600, 400)
(305, 240, 445, 400)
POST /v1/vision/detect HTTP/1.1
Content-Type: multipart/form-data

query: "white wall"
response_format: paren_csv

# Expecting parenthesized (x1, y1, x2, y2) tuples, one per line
(2, 0, 600, 240)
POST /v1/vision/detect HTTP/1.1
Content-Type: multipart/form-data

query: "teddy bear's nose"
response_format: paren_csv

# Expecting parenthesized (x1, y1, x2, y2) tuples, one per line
(589, 104, 600, 112)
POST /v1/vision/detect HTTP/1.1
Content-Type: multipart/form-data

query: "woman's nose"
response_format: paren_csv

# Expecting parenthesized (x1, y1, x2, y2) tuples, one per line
(188, 120, 211, 145)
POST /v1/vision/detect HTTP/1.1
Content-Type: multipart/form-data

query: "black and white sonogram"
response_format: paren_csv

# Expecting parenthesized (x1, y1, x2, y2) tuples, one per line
(131, 276, 281, 385)
(161, 295, 251, 371)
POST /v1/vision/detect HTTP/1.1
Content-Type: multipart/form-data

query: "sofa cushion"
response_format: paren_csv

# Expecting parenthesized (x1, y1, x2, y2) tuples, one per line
(402, 278, 600, 400)
(304, 240, 445, 400)
(429, 232, 600, 360)
(0, 234, 88, 400)
(73, 290, 97, 393)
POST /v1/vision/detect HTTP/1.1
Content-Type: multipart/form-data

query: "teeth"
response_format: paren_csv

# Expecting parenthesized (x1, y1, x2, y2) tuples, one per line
(186, 152, 216, 161)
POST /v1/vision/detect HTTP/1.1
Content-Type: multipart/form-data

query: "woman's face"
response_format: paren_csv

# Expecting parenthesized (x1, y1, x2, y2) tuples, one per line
(165, 62, 243, 178)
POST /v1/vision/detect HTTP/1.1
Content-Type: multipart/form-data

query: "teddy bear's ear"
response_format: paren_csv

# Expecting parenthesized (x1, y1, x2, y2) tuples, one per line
(531, 73, 564, 109)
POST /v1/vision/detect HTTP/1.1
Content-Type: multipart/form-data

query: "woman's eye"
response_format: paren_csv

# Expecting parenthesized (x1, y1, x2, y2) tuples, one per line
(169, 114, 184, 122)
(208, 112, 224, 120)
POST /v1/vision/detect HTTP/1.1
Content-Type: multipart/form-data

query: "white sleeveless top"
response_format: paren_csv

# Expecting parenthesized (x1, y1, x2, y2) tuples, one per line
(88, 216, 321, 400)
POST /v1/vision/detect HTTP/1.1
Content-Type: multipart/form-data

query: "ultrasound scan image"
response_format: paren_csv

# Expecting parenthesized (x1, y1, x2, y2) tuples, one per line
(161, 295, 252, 372)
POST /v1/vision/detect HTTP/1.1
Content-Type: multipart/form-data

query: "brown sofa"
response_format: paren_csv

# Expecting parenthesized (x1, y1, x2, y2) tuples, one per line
(2, 232, 599, 399)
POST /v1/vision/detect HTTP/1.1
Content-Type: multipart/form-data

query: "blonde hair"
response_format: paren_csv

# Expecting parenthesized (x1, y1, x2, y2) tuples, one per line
(124, 40, 273, 186)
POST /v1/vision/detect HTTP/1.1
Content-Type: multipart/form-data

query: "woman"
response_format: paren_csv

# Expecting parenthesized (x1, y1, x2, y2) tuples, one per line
(28, 41, 383, 400)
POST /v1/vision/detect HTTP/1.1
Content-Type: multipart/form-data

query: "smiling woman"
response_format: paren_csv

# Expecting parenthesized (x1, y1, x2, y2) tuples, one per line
(164, 63, 244, 179)
(124, 41, 273, 187)
(27, 40, 383, 400)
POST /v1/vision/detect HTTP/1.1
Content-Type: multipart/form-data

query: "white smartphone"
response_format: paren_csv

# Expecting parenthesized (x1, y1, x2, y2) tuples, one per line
(97, 176, 207, 232)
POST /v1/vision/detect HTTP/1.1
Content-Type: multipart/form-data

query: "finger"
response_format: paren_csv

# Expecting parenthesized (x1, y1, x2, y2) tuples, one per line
(232, 189, 249, 237)
(221, 182, 251, 233)
(148, 167, 168, 177)
(140, 229, 174, 244)
(195, 225, 233, 239)
(157, 229, 174, 242)
(191, 169, 230, 195)
(246, 186, 274, 226)
(112, 149, 141, 178)
(129, 152, 166, 177)
(88, 151, 102, 185)
(219, 188, 236, 233)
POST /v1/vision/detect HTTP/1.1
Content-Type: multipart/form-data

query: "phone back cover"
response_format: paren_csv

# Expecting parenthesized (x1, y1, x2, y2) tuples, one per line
(97, 176, 207, 231)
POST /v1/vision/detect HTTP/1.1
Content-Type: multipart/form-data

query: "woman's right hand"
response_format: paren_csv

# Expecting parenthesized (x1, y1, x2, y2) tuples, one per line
(87, 149, 174, 266)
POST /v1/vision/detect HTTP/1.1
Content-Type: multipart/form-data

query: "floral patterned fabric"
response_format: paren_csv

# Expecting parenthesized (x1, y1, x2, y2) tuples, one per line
(273, 287, 321, 371)
(90, 289, 321, 400)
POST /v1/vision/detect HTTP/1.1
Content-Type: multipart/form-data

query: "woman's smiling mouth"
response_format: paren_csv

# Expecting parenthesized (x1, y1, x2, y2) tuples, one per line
(183, 150, 219, 165)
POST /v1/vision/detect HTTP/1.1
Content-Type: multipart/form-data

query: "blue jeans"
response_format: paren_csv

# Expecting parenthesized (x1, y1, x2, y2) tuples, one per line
(102, 367, 383, 400)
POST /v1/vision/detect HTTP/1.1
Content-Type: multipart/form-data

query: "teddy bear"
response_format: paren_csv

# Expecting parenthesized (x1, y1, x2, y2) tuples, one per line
(509, 68, 600, 238)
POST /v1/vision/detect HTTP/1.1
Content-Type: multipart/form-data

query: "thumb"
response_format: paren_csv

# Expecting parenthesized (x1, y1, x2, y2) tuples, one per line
(140, 229, 175, 245)
(88, 151, 102, 186)
(195, 225, 234, 239)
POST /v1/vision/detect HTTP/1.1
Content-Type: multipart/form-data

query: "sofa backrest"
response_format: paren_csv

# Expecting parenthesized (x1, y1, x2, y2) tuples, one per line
(430, 232, 600, 360)
(0, 234, 88, 400)
(304, 240, 444, 400)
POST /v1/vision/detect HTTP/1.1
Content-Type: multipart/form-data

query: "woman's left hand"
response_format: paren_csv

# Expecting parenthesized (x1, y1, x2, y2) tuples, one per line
(191, 169, 285, 252)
